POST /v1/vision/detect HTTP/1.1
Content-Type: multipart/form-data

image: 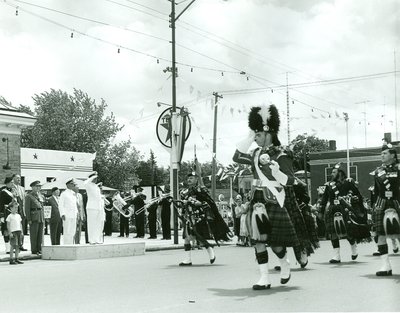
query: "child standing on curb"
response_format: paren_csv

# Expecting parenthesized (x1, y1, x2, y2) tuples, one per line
(6, 199, 24, 265)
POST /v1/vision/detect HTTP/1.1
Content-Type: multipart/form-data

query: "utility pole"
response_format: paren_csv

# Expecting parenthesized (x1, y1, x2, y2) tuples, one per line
(355, 100, 370, 147)
(343, 112, 350, 177)
(286, 72, 290, 144)
(303, 148, 309, 197)
(169, 0, 196, 245)
(211, 92, 223, 200)
(395, 49, 398, 140)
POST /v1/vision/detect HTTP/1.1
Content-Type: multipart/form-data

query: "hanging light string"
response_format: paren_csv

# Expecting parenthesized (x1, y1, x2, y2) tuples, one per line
(3, 1, 247, 75)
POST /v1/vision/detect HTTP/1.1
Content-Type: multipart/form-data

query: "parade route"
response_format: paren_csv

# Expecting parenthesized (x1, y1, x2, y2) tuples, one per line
(0, 239, 398, 313)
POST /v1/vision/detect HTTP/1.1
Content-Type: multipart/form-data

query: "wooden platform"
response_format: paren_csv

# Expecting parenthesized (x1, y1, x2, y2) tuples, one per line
(41, 242, 145, 260)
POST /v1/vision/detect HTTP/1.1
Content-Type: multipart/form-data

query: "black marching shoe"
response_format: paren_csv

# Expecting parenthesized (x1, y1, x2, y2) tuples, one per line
(376, 270, 392, 276)
(351, 254, 358, 260)
(280, 274, 291, 285)
(393, 247, 399, 254)
(274, 266, 281, 271)
(329, 259, 341, 264)
(179, 262, 192, 266)
(19, 247, 28, 251)
(210, 256, 216, 264)
(9, 260, 17, 265)
(252, 284, 271, 290)
(16, 259, 24, 264)
(372, 251, 381, 256)
(300, 260, 308, 269)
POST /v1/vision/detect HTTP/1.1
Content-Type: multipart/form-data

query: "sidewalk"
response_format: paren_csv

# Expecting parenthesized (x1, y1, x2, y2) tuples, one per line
(0, 232, 236, 262)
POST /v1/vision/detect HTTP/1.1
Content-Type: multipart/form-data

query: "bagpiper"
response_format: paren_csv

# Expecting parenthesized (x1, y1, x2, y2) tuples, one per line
(177, 172, 231, 266)
(371, 142, 400, 276)
(320, 163, 370, 263)
(233, 105, 300, 290)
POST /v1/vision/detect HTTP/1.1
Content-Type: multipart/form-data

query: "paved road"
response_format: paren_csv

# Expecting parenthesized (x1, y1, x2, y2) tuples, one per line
(0, 240, 399, 313)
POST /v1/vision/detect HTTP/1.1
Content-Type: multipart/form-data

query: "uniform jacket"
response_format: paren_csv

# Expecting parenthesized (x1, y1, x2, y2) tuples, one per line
(25, 191, 45, 223)
(59, 189, 78, 218)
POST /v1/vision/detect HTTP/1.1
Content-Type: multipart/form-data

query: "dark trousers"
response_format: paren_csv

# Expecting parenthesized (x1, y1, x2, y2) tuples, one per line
(161, 207, 171, 239)
(148, 211, 157, 238)
(22, 216, 28, 235)
(234, 218, 241, 237)
(50, 219, 62, 245)
(29, 221, 43, 253)
(104, 211, 113, 235)
(135, 213, 145, 237)
(120, 214, 129, 236)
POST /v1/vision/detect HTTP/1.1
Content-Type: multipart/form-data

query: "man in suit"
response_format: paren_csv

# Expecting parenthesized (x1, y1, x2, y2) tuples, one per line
(133, 187, 146, 238)
(25, 181, 45, 255)
(48, 187, 62, 245)
(104, 193, 114, 236)
(73, 186, 86, 244)
(59, 179, 79, 245)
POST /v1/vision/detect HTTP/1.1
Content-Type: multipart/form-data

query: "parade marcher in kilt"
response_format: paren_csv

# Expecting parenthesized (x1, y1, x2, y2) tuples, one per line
(371, 142, 400, 276)
(233, 105, 300, 290)
(293, 178, 320, 256)
(178, 172, 231, 266)
(320, 164, 369, 263)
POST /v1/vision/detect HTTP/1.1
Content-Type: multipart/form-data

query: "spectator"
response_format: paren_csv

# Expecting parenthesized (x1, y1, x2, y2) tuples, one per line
(48, 187, 62, 245)
(6, 199, 24, 265)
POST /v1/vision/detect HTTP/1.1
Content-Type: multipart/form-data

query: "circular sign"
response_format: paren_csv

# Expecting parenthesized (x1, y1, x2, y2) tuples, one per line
(156, 107, 191, 148)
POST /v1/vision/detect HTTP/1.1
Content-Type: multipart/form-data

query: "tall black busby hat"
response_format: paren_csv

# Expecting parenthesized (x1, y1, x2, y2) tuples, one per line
(248, 105, 280, 133)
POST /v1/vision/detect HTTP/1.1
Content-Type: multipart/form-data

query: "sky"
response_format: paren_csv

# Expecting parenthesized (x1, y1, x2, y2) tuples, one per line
(0, 0, 399, 167)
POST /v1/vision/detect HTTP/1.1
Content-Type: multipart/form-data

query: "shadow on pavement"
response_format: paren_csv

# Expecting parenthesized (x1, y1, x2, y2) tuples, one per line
(208, 286, 301, 299)
(360, 273, 400, 283)
(270, 267, 316, 273)
(164, 264, 227, 269)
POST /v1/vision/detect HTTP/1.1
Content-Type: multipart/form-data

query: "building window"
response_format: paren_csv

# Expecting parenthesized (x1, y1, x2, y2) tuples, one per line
(325, 165, 358, 182)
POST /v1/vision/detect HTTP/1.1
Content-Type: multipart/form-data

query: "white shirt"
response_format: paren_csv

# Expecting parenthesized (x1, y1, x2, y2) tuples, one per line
(59, 189, 78, 218)
(84, 176, 103, 211)
(6, 213, 22, 232)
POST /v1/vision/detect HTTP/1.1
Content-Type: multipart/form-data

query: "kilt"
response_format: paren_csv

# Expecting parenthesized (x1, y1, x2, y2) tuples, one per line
(183, 219, 212, 241)
(284, 187, 318, 254)
(372, 197, 400, 236)
(249, 189, 299, 247)
(301, 205, 320, 250)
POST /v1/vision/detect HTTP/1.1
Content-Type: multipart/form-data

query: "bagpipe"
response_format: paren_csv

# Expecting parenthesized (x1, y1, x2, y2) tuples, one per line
(333, 192, 370, 241)
(171, 198, 215, 247)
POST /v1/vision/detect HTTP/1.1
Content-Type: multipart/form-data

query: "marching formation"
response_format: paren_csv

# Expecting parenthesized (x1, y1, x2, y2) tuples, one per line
(0, 104, 399, 293)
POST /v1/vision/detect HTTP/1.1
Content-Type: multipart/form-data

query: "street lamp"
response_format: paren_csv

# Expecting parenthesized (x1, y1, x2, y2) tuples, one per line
(2, 137, 11, 170)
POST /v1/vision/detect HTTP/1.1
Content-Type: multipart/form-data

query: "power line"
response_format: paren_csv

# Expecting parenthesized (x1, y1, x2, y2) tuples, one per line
(10, 0, 171, 43)
(2, 1, 246, 75)
(124, 0, 168, 16)
(104, 0, 168, 22)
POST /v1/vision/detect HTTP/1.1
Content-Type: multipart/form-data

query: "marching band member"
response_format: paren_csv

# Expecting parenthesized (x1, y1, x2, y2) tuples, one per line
(232, 105, 300, 290)
(320, 164, 369, 263)
(1, 176, 16, 254)
(178, 172, 231, 266)
(371, 142, 400, 276)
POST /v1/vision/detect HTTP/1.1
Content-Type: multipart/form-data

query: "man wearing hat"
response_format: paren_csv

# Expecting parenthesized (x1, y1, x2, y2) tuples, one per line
(159, 186, 172, 240)
(59, 179, 79, 245)
(0, 176, 16, 254)
(132, 186, 146, 238)
(48, 187, 62, 245)
(320, 163, 369, 264)
(178, 171, 231, 266)
(371, 142, 400, 276)
(84, 172, 105, 244)
(25, 180, 45, 254)
(232, 105, 301, 290)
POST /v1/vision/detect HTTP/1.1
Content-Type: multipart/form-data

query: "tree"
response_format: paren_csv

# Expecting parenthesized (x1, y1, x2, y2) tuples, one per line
(136, 150, 168, 186)
(94, 139, 141, 191)
(20, 88, 122, 153)
(290, 134, 330, 172)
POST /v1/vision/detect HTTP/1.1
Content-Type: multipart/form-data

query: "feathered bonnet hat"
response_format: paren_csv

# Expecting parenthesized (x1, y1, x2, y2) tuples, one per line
(248, 105, 281, 146)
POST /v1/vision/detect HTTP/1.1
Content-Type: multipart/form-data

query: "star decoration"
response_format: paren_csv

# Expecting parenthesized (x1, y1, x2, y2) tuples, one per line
(33, 153, 38, 159)
(160, 114, 172, 144)
(71, 156, 75, 162)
